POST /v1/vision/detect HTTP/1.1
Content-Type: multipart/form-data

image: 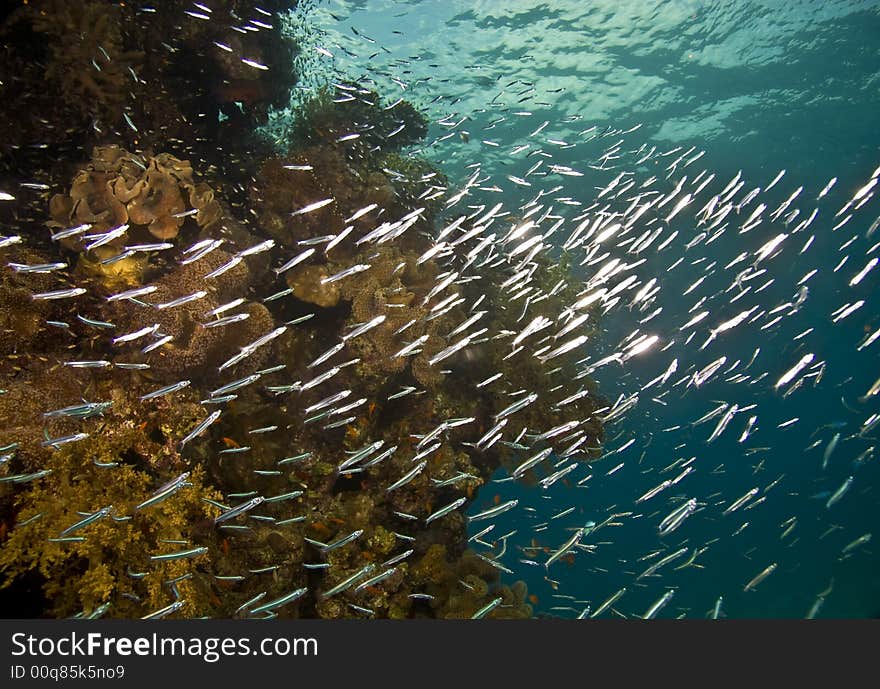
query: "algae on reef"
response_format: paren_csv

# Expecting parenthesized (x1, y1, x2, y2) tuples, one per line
(0, 2, 607, 620)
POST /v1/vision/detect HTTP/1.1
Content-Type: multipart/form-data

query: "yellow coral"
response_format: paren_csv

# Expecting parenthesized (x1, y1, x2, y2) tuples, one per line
(0, 443, 222, 618)
(285, 264, 342, 308)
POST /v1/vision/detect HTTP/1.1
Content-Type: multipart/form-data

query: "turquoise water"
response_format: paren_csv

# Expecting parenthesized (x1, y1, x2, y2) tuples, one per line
(285, 1, 879, 183)
(281, 0, 880, 618)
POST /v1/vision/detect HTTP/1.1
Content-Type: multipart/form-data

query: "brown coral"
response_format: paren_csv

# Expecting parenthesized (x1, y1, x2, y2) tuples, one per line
(105, 249, 276, 384)
(48, 145, 223, 250)
(28, 1, 143, 125)
(251, 150, 356, 247)
(0, 248, 58, 356)
(285, 264, 342, 308)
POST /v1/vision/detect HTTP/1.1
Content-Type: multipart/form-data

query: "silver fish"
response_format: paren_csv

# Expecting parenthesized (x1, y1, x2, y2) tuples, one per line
(343, 315, 386, 341)
(291, 198, 334, 216)
(425, 497, 467, 525)
(249, 588, 308, 615)
(155, 291, 207, 310)
(321, 263, 371, 284)
(468, 499, 518, 523)
(141, 380, 191, 401)
(826, 476, 853, 509)
(386, 461, 427, 493)
(215, 496, 264, 524)
(180, 410, 222, 449)
(60, 505, 113, 537)
(321, 564, 376, 599)
(32, 287, 87, 301)
(642, 590, 675, 619)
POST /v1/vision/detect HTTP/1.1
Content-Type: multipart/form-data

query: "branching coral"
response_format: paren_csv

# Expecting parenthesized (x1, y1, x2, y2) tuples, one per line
(0, 439, 222, 618)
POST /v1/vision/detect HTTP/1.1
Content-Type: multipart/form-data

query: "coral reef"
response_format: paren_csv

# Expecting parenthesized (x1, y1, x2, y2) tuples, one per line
(0, 378, 224, 618)
(105, 249, 276, 384)
(251, 148, 367, 247)
(285, 264, 342, 308)
(284, 86, 429, 155)
(0, 2, 606, 621)
(0, 246, 57, 356)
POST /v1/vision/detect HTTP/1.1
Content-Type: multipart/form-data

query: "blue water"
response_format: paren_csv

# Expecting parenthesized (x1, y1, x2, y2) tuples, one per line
(281, 0, 880, 618)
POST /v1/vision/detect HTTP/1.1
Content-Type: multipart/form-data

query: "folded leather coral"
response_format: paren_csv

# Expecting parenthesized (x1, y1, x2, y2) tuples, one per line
(48, 145, 223, 247)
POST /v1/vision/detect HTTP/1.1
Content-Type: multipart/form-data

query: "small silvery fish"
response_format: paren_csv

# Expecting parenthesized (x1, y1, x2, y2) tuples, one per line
(386, 461, 428, 493)
(274, 248, 315, 275)
(113, 324, 160, 345)
(345, 203, 378, 223)
(41, 432, 89, 449)
(43, 401, 112, 419)
(471, 597, 503, 619)
(180, 410, 222, 449)
(155, 291, 207, 310)
(32, 287, 87, 301)
(140, 380, 191, 401)
(150, 546, 208, 562)
(59, 505, 113, 537)
(215, 496, 264, 524)
(64, 360, 111, 368)
(249, 588, 308, 615)
(142, 335, 174, 353)
(204, 255, 242, 279)
(343, 315, 386, 341)
(8, 262, 67, 273)
(291, 198, 334, 216)
(107, 285, 157, 302)
(469, 499, 518, 523)
(425, 497, 467, 525)
(321, 564, 376, 599)
(658, 498, 698, 536)
(321, 263, 371, 284)
(354, 567, 398, 593)
(201, 313, 250, 329)
(210, 374, 261, 397)
(545, 525, 591, 569)
(141, 600, 185, 620)
(743, 563, 778, 592)
(236, 239, 275, 257)
(76, 314, 115, 329)
(135, 480, 191, 512)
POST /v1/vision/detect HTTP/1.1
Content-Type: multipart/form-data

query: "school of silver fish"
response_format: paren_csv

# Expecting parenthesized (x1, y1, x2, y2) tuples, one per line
(0, 1, 877, 620)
